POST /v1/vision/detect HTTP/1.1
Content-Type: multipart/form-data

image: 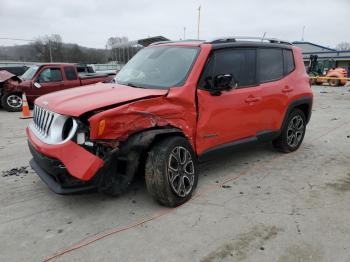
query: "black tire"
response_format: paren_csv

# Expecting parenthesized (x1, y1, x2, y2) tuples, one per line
(145, 136, 198, 207)
(273, 109, 306, 153)
(1, 92, 22, 112)
(328, 78, 340, 87)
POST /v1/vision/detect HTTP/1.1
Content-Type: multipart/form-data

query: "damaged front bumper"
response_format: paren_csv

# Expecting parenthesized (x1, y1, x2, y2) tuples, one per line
(27, 127, 104, 194)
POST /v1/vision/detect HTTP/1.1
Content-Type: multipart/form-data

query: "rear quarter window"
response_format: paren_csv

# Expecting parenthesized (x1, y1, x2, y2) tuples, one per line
(258, 48, 283, 83)
(283, 49, 295, 75)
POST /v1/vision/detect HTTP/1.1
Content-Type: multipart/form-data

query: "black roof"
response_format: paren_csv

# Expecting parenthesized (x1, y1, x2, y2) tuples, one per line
(151, 37, 293, 49)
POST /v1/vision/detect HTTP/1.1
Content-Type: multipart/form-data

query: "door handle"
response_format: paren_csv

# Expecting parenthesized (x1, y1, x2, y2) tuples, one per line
(282, 86, 294, 93)
(245, 96, 261, 103)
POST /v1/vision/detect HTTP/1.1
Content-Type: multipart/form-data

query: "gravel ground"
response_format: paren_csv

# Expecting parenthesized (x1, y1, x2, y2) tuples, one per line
(0, 85, 349, 262)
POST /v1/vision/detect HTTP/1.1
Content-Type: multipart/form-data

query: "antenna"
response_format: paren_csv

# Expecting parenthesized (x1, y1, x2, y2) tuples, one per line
(197, 6, 201, 40)
(301, 26, 305, 41)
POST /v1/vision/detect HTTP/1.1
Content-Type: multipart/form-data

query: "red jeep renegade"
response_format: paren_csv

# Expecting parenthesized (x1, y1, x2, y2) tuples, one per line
(27, 37, 313, 207)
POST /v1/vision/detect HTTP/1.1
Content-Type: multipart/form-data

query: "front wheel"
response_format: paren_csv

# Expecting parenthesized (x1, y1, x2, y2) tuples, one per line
(145, 136, 198, 207)
(273, 109, 306, 153)
(1, 93, 22, 112)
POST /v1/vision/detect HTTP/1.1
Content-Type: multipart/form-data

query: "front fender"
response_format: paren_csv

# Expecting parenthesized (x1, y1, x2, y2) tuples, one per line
(88, 95, 197, 149)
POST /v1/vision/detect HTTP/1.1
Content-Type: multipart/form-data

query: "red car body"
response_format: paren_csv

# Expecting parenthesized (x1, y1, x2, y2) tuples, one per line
(27, 39, 313, 201)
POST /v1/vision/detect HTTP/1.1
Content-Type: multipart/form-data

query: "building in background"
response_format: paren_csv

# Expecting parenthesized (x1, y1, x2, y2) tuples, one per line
(293, 41, 350, 69)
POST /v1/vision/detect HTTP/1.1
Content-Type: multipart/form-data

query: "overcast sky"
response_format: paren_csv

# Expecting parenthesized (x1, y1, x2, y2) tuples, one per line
(0, 0, 349, 48)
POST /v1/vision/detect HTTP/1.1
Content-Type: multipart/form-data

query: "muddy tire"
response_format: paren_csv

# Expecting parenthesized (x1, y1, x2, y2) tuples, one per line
(145, 136, 198, 207)
(328, 77, 340, 87)
(1, 92, 22, 112)
(273, 109, 306, 153)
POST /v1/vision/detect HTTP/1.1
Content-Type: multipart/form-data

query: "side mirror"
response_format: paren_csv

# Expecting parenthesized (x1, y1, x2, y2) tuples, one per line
(34, 82, 41, 88)
(210, 74, 237, 95)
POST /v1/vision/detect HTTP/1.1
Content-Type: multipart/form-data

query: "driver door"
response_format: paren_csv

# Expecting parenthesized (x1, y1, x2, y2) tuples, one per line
(196, 48, 264, 155)
(31, 67, 64, 100)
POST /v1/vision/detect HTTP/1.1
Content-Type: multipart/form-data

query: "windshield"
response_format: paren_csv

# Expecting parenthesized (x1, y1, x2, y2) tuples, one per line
(21, 65, 39, 81)
(115, 46, 199, 89)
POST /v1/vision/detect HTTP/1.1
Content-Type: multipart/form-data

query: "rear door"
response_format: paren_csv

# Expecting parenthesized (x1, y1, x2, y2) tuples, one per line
(258, 48, 295, 131)
(196, 48, 264, 154)
(63, 66, 81, 88)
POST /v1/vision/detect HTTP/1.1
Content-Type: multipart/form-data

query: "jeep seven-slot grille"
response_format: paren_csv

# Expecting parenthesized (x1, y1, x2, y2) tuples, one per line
(33, 105, 54, 137)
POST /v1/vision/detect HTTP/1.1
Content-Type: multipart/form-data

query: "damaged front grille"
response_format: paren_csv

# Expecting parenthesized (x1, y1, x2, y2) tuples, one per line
(33, 105, 55, 137)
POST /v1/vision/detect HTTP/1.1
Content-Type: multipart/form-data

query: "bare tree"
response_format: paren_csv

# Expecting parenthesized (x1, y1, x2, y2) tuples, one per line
(106, 36, 130, 63)
(335, 42, 350, 51)
(31, 34, 64, 62)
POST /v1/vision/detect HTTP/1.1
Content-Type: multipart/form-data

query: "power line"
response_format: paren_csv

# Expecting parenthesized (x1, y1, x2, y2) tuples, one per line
(0, 37, 35, 42)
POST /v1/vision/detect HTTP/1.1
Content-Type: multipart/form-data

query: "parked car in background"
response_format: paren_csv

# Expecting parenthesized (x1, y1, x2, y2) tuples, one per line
(76, 64, 117, 76)
(76, 64, 96, 74)
(27, 37, 313, 207)
(0, 65, 29, 76)
(0, 63, 115, 112)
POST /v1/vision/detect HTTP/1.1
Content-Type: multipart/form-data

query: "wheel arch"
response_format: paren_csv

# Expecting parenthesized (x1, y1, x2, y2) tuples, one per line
(97, 126, 188, 195)
(281, 97, 313, 131)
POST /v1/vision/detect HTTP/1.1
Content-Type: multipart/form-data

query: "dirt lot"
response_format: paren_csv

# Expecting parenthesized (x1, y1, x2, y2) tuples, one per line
(0, 85, 349, 262)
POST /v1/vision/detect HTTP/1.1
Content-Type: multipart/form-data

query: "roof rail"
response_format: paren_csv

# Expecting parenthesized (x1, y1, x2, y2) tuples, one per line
(206, 36, 292, 45)
(150, 39, 203, 46)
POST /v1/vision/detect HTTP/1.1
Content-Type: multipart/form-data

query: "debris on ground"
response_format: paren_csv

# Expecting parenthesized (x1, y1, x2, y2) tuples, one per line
(320, 91, 328, 94)
(222, 185, 231, 189)
(2, 166, 29, 177)
(331, 118, 339, 121)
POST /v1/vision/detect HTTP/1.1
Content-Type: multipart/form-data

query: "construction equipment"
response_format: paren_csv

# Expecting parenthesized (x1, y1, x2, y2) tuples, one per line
(308, 55, 348, 86)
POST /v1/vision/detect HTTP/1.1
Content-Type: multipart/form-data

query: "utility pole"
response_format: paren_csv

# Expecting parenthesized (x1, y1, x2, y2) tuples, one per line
(48, 39, 53, 62)
(197, 5, 201, 40)
(183, 27, 186, 40)
(301, 25, 305, 41)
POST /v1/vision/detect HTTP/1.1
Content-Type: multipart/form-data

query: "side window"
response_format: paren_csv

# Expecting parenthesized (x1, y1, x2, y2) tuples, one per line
(283, 49, 295, 75)
(64, 66, 78, 80)
(259, 48, 283, 83)
(213, 49, 256, 87)
(198, 49, 257, 89)
(37, 68, 62, 83)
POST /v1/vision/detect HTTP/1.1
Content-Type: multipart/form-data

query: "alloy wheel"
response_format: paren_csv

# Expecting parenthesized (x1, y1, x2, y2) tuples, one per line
(286, 115, 304, 148)
(167, 146, 195, 197)
(7, 95, 22, 109)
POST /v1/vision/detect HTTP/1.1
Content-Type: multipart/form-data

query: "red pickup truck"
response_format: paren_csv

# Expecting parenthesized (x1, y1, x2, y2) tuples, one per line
(0, 63, 114, 112)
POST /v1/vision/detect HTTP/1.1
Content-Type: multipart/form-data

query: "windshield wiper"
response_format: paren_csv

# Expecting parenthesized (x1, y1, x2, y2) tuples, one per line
(121, 82, 146, 89)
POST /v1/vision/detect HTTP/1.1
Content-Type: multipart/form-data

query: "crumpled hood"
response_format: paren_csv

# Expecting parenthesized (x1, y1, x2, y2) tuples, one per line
(0, 70, 22, 83)
(35, 83, 168, 116)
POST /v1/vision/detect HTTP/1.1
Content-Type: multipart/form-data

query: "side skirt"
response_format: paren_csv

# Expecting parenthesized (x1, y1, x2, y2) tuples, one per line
(198, 130, 280, 162)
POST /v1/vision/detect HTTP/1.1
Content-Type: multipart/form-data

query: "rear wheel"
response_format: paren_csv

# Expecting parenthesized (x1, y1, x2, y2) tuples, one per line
(273, 109, 306, 153)
(145, 136, 198, 207)
(328, 77, 340, 87)
(1, 93, 22, 112)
